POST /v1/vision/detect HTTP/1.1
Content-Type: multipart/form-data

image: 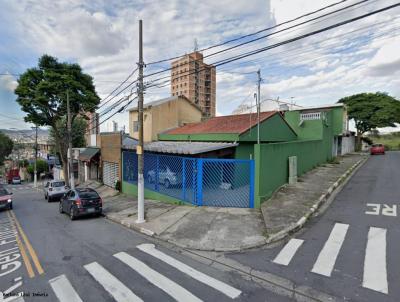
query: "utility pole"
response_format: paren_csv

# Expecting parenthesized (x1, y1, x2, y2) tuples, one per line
(136, 20, 145, 223)
(33, 126, 38, 188)
(67, 90, 75, 189)
(256, 69, 262, 144)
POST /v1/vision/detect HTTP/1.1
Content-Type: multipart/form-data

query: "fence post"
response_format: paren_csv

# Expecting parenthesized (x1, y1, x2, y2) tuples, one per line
(182, 158, 186, 201)
(155, 155, 159, 191)
(196, 159, 203, 206)
(249, 160, 255, 208)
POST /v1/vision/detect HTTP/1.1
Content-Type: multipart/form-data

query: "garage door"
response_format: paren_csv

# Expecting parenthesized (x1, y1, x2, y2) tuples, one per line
(103, 161, 119, 188)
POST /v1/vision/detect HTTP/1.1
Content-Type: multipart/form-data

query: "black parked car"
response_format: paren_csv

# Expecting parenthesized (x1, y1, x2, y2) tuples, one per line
(59, 188, 102, 220)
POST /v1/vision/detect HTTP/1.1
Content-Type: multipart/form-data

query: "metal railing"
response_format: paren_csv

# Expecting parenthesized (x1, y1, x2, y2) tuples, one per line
(122, 151, 254, 208)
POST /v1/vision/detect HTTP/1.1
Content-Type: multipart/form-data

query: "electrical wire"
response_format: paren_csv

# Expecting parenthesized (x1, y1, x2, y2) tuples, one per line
(143, 0, 372, 79)
(143, 2, 400, 91)
(146, 0, 350, 65)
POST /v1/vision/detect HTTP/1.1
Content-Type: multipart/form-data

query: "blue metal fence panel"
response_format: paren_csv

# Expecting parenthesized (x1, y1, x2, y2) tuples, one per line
(122, 151, 254, 208)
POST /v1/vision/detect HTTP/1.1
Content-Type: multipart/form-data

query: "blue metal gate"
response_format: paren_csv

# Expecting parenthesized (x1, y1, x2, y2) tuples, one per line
(122, 152, 254, 208)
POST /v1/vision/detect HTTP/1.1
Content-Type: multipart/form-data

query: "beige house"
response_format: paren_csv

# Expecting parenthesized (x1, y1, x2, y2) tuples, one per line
(128, 96, 203, 142)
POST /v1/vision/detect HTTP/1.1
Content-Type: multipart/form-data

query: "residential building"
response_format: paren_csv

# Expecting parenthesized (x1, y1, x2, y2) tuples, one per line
(128, 96, 203, 142)
(83, 112, 99, 147)
(284, 103, 353, 156)
(170, 51, 216, 117)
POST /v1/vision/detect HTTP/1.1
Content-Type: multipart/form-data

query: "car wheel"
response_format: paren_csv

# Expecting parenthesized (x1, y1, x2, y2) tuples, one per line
(164, 179, 170, 188)
(70, 207, 76, 220)
(59, 202, 63, 214)
(48, 196, 52, 203)
(9, 203, 12, 210)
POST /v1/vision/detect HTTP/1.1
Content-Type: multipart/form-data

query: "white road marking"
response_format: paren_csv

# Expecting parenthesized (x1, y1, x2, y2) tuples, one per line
(114, 252, 203, 302)
(311, 223, 349, 277)
(48, 274, 83, 302)
(362, 227, 388, 294)
(273, 239, 304, 266)
(84, 262, 143, 302)
(137, 243, 241, 299)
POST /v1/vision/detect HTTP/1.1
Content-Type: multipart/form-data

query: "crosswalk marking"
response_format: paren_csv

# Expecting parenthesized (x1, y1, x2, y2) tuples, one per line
(311, 223, 349, 277)
(362, 227, 388, 294)
(273, 239, 304, 266)
(137, 243, 242, 299)
(114, 252, 203, 302)
(48, 274, 83, 302)
(84, 262, 143, 302)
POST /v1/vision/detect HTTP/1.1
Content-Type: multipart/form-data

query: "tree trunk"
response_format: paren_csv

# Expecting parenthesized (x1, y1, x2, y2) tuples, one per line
(355, 130, 363, 152)
(53, 129, 70, 186)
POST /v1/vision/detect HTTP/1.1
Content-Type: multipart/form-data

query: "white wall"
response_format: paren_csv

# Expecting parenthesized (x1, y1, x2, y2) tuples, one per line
(341, 136, 355, 155)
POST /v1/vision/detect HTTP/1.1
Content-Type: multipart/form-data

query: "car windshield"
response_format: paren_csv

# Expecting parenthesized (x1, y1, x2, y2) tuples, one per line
(372, 144, 383, 147)
(77, 189, 99, 199)
(0, 188, 9, 196)
(53, 181, 65, 187)
(13, 177, 20, 180)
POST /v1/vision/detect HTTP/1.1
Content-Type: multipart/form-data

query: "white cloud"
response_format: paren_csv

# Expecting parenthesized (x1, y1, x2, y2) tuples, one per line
(0, 74, 18, 92)
(367, 38, 400, 76)
(1, 0, 400, 131)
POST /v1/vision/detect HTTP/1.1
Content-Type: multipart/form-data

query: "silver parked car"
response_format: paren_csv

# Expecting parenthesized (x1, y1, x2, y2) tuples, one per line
(147, 165, 182, 188)
(44, 180, 68, 202)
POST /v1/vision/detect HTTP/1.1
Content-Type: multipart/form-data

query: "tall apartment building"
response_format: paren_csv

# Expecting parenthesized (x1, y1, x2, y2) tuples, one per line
(171, 51, 216, 117)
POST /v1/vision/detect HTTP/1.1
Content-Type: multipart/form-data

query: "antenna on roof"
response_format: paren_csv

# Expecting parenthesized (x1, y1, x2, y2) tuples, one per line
(194, 38, 198, 52)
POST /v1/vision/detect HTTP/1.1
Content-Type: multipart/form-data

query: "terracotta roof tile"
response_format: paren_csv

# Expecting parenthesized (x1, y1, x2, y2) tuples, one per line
(166, 111, 278, 135)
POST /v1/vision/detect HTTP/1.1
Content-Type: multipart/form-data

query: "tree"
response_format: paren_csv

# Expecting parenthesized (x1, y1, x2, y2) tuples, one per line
(49, 117, 88, 156)
(0, 132, 14, 165)
(27, 159, 48, 177)
(15, 55, 100, 185)
(338, 92, 400, 150)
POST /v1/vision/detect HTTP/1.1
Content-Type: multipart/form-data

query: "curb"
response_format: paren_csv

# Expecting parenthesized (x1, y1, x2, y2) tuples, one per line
(103, 155, 368, 252)
(265, 155, 369, 244)
(105, 214, 156, 237)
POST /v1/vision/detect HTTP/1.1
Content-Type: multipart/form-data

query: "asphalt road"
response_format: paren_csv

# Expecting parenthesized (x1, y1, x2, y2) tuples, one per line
(228, 151, 400, 302)
(0, 183, 292, 302)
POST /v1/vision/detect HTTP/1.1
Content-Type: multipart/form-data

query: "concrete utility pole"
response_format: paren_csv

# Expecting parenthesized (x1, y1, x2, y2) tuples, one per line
(256, 69, 262, 145)
(67, 90, 75, 189)
(136, 20, 145, 223)
(33, 126, 38, 188)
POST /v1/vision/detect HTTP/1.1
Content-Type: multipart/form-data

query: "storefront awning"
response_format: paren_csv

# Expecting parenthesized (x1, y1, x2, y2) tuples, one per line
(78, 147, 100, 162)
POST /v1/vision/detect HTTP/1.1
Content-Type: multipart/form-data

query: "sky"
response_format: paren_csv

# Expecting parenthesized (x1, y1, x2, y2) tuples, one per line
(0, 0, 399, 132)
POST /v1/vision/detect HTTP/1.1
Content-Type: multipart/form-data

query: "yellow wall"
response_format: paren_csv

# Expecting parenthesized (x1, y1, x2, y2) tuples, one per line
(129, 97, 202, 142)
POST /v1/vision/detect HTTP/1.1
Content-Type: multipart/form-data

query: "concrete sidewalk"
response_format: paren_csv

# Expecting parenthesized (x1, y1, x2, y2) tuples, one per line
(92, 153, 367, 251)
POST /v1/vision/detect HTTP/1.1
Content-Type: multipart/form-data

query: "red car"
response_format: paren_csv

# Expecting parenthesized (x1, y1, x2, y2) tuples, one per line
(0, 186, 13, 210)
(370, 144, 385, 155)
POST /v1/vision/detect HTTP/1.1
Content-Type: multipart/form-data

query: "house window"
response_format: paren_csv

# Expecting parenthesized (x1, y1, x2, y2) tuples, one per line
(133, 121, 139, 132)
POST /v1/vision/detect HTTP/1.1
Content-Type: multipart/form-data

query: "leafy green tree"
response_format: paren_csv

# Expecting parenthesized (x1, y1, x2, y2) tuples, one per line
(49, 117, 88, 156)
(27, 159, 48, 177)
(18, 159, 30, 168)
(15, 55, 100, 185)
(339, 92, 400, 150)
(0, 132, 14, 165)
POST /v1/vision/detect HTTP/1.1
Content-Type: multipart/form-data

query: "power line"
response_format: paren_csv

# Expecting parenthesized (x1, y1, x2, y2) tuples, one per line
(98, 67, 138, 106)
(143, 0, 373, 80)
(146, 0, 350, 65)
(143, 3, 400, 93)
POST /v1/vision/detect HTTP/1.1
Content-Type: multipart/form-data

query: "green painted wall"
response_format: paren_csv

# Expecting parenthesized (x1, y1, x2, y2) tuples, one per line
(254, 111, 334, 206)
(239, 114, 297, 142)
(158, 133, 239, 142)
(332, 107, 344, 136)
(284, 111, 323, 140)
(235, 143, 254, 159)
(121, 181, 187, 205)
